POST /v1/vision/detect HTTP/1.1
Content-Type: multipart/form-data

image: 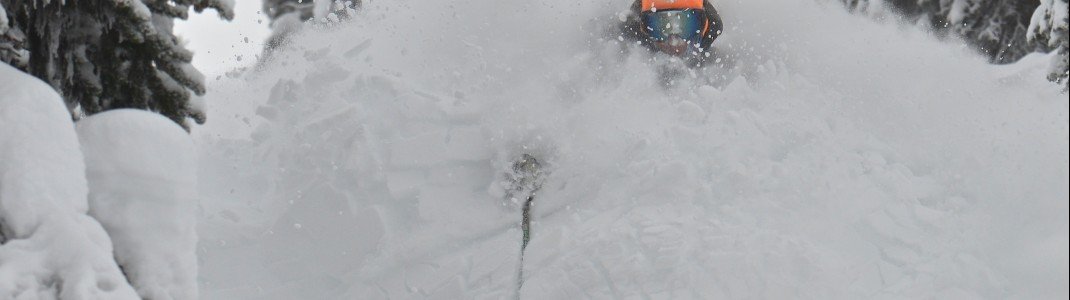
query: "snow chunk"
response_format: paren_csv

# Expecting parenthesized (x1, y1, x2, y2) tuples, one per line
(0, 4, 9, 34)
(77, 109, 199, 300)
(313, 0, 333, 22)
(0, 63, 138, 299)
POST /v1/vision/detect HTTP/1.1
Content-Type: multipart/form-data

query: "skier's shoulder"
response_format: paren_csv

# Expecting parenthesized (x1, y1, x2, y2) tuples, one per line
(617, 0, 645, 42)
(704, 1, 723, 28)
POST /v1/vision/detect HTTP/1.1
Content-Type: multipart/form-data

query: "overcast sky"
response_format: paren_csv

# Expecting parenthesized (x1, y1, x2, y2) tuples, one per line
(174, 1, 271, 76)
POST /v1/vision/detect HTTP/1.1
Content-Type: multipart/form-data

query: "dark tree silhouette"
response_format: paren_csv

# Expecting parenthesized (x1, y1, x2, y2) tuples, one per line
(1, 0, 234, 128)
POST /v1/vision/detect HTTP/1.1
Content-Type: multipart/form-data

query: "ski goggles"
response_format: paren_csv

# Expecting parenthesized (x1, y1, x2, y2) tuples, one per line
(641, 9, 708, 43)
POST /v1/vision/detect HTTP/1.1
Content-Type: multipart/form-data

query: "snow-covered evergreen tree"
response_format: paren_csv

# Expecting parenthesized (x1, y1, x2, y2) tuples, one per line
(841, 0, 1045, 64)
(0, 0, 234, 128)
(1028, 0, 1069, 88)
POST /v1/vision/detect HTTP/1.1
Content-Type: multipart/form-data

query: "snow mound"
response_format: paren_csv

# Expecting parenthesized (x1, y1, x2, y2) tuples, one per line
(0, 63, 138, 299)
(78, 109, 199, 300)
(196, 0, 1068, 299)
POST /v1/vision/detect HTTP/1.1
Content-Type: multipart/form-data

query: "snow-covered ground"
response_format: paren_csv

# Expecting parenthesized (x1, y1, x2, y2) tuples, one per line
(0, 64, 140, 300)
(2, 64, 201, 299)
(79, 110, 200, 300)
(193, 0, 1069, 299)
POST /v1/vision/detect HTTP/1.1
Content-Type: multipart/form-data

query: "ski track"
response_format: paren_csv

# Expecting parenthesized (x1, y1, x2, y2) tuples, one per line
(194, 0, 1068, 299)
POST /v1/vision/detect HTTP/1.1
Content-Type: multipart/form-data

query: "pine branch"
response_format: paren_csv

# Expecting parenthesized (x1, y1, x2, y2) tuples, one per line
(191, 0, 235, 20)
(156, 60, 206, 96)
(143, 1, 189, 19)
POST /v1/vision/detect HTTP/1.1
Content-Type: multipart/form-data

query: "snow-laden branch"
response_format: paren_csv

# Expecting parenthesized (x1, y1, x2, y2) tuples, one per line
(1028, 0, 1069, 85)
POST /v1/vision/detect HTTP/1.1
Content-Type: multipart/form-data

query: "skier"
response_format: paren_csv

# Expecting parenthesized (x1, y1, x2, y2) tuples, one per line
(619, 0, 723, 65)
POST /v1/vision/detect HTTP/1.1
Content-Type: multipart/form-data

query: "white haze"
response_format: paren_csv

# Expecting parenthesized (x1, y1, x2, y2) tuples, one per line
(175, 0, 270, 76)
(193, 0, 1069, 298)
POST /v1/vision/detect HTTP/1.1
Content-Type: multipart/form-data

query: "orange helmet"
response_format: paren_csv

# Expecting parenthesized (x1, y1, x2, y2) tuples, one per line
(641, 0, 704, 12)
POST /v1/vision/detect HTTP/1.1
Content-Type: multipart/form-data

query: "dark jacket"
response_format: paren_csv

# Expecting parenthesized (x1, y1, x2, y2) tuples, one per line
(619, 0, 723, 59)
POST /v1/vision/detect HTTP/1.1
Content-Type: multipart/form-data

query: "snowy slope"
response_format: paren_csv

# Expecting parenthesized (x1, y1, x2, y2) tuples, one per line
(194, 0, 1068, 299)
